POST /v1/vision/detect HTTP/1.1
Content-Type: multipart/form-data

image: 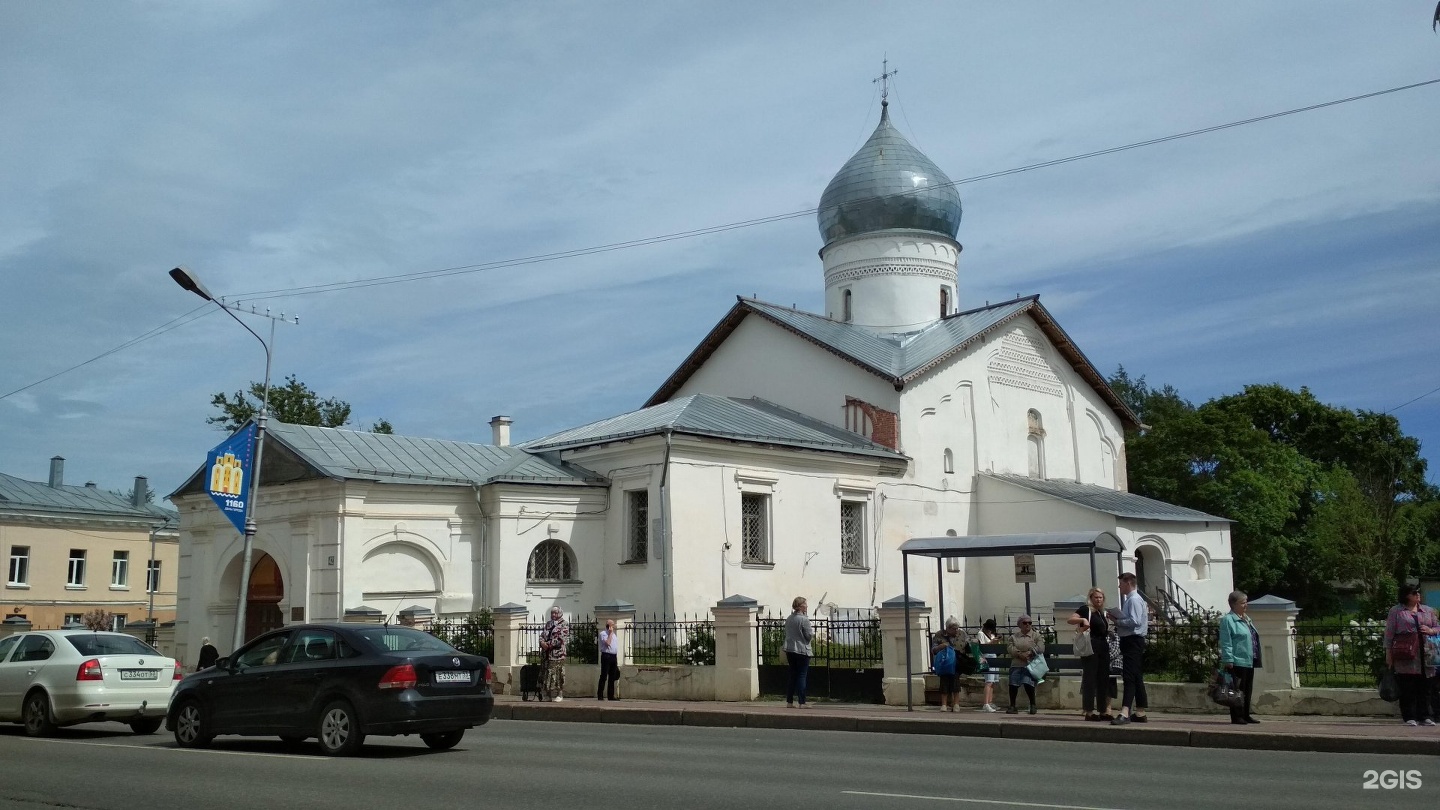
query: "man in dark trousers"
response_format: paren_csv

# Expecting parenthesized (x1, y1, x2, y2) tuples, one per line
(1110, 572, 1149, 725)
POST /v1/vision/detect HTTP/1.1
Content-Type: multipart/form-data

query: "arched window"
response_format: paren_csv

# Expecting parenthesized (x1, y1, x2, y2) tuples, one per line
(843, 289, 853, 322)
(527, 541, 576, 583)
(1027, 410, 1046, 479)
(943, 448, 954, 474)
(1189, 553, 1210, 582)
(939, 286, 950, 318)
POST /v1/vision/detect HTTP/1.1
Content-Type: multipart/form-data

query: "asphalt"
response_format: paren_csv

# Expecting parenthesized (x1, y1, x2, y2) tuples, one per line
(491, 695, 1440, 756)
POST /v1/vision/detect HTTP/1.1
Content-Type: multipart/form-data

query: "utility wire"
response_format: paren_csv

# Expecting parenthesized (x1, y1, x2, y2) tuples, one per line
(5, 77, 1438, 400)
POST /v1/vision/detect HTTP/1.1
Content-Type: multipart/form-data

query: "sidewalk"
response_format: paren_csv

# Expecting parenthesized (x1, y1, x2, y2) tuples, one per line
(490, 695, 1440, 756)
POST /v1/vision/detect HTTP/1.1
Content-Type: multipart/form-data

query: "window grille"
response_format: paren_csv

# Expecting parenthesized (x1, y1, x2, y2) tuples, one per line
(741, 493, 769, 563)
(627, 490, 649, 562)
(840, 501, 865, 568)
(527, 540, 574, 582)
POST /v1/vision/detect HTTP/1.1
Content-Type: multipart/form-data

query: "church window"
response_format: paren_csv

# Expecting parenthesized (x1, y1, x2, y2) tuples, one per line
(626, 490, 649, 563)
(839, 501, 865, 569)
(940, 286, 950, 318)
(527, 540, 576, 583)
(943, 448, 954, 474)
(844, 400, 874, 439)
(740, 492, 770, 564)
(842, 289, 853, 322)
(1027, 410, 1046, 479)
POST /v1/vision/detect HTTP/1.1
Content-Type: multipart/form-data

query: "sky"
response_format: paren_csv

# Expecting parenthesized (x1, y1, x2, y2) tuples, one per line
(2, 1, 1438, 499)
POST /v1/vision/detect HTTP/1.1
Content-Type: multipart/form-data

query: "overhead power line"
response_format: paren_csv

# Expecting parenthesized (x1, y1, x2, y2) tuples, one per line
(4, 77, 1437, 401)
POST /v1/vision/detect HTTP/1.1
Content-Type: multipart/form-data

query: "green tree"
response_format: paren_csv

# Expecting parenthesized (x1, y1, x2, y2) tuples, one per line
(208, 374, 393, 434)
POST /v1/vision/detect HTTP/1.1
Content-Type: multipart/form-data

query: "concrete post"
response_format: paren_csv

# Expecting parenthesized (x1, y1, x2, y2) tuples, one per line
(0, 617, 31, 640)
(711, 594, 760, 701)
(490, 602, 530, 695)
(1248, 594, 1300, 691)
(878, 595, 931, 706)
(593, 599, 636, 666)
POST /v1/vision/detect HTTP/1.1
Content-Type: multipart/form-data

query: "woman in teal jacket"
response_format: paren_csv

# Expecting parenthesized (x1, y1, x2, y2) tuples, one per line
(1219, 591, 1260, 724)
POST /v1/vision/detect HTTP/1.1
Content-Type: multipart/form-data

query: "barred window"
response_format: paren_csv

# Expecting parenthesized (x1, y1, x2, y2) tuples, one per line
(741, 493, 770, 564)
(840, 501, 865, 568)
(527, 540, 576, 582)
(627, 490, 649, 562)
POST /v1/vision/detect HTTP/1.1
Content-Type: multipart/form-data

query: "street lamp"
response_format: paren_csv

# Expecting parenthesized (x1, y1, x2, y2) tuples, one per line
(170, 266, 273, 652)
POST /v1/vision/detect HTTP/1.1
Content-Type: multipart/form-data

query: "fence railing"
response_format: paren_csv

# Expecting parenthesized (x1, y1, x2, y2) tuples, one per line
(428, 615, 496, 660)
(628, 614, 715, 665)
(756, 614, 883, 668)
(1293, 620, 1384, 688)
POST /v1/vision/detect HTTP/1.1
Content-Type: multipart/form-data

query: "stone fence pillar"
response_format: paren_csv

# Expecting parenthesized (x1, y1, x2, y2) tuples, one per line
(878, 595, 931, 706)
(490, 602, 530, 695)
(711, 594, 760, 701)
(0, 616, 31, 640)
(1248, 594, 1300, 691)
(593, 599, 636, 666)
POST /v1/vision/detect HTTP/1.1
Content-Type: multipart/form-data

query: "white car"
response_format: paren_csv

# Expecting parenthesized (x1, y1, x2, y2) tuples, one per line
(0, 629, 181, 736)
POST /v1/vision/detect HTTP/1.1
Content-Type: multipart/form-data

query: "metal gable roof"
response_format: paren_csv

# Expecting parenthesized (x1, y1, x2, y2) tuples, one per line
(523, 394, 907, 461)
(0, 472, 176, 524)
(983, 473, 1227, 523)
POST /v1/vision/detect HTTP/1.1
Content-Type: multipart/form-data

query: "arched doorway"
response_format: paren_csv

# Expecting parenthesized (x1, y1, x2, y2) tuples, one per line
(244, 553, 284, 642)
(1135, 545, 1166, 601)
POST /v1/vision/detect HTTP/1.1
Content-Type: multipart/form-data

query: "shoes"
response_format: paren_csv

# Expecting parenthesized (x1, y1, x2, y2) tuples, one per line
(552, 696, 563, 703)
(1005, 706, 1019, 714)
(797, 703, 809, 709)
(1085, 714, 1104, 722)
(1028, 705, 1037, 715)
(1231, 719, 1248, 725)
(1131, 714, 1148, 723)
(984, 704, 999, 713)
(1423, 719, 1437, 727)
(786, 702, 795, 709)
(946, 705, 956, 712)
(1099, 713, 1114, 722)
(1111, 714, 1130, 726)
(1245, 717, 1261, 724)
(1405, 719, 1419, 727)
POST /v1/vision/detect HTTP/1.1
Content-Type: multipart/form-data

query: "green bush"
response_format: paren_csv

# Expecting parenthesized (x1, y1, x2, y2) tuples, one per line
(568, 622, 599, 663)
(1143, 612, 1221, 683)
(681, 624, 716, 666)
(429, 610, 495, 661)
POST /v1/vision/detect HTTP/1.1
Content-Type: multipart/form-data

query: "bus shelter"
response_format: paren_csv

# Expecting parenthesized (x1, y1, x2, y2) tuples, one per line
(896, 531, 1126, 710)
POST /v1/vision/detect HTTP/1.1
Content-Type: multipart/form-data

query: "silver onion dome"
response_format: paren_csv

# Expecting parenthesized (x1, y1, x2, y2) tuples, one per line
(817, 103, 962, 246)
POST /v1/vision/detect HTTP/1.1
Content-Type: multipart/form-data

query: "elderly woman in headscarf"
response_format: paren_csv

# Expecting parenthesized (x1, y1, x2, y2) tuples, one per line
(1006, 615, 1046, 715)
(538, 606, 570, 702)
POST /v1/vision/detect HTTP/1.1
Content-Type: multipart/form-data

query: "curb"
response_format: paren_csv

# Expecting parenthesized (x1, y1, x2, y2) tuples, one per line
(488, 703, 1440, 756)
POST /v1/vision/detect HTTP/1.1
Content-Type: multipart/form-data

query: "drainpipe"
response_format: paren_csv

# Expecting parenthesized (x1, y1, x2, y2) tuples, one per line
(659, 429, 674, 617)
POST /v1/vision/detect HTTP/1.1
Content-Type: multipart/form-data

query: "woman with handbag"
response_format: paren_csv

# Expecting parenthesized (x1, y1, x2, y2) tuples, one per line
(1219, 591, 1260, 725)
(1068, 588, 1114, 721)
(1005, 616, 1045, 715)
(1384, 584, 1438, 726)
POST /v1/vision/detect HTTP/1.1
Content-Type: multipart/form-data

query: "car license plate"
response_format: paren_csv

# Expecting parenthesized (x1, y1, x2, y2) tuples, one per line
(120, 669, 158, 680)
(433, 670, 472, 685)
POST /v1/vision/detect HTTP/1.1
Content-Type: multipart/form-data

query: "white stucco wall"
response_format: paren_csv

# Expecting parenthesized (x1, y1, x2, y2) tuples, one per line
(820, 231, 961, 329)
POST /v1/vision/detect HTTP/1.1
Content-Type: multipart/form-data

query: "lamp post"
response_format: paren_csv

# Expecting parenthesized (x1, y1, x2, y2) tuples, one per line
(170, 266, 272, 652)
(145, 517, 173, 641)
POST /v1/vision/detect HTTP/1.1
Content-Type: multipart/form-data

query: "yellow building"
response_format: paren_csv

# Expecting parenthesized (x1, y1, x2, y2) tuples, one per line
(2, 457, 178, 630)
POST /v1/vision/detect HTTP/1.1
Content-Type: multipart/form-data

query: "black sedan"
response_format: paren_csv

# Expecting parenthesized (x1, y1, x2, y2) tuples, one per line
(166, 623, 493, 755)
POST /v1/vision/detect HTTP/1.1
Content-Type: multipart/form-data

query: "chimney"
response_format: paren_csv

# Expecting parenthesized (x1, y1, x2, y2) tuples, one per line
(48, 456, 64, 488)
(490, 415, 513, 447)
(132, 476, 148, 508)
(85, 482, 97, 489)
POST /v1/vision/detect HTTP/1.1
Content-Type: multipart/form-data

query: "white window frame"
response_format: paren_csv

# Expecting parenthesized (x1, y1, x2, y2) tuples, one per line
(111, 551, 129, 589)
(625, 489, 649, 563)
(63, 613, 84, 626)
(110, 614, 127, 632)
(146, 559, 162, 593)
(7, 546, 29, 586)
(67, 550, 87, 588)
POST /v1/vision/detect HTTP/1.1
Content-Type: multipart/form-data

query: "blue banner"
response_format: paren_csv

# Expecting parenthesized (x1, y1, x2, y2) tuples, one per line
(205, 424, 257, 535)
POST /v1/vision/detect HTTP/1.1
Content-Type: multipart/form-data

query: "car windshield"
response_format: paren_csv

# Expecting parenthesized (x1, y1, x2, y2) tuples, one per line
(64, 634, 159, 656)
(352, 627, 456, 654)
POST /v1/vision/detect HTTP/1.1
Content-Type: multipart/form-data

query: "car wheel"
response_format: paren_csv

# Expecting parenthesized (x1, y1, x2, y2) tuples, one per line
(129, 718, 163, 735)
(316, 700, 364, 757)
(420, 729, 465, 750)
(173, 700, 212, 748)
(22, 691, 56, 737)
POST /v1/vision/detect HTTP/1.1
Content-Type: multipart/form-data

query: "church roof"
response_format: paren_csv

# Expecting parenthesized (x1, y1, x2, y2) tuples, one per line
(983, 473, 1227, 523)
(645, 296, 1142, 430)
(523, 394, 907, 462)
(172, 421, 606, 497)
(0, 472, 176, 526)
(817, 103, 962, 245)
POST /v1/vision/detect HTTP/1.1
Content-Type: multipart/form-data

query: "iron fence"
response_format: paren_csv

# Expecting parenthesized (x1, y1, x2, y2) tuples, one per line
(1144, 619, 1220, 682)
(628, 614, 715, 665)
(1293, 619, 1385, 688)
(428, 614, 495, 660)
(755, 613, 883, 667)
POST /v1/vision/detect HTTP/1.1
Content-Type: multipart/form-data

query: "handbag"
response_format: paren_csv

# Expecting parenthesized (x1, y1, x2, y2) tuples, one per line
(1073, 609, 1094, 657)
(933, 644, 957, 676)
(1208, 669, 1244, 709)
(1392, 613, 1421, 661)
(1378, 669, 1400, 703)
(1026, 649, 1049, 682)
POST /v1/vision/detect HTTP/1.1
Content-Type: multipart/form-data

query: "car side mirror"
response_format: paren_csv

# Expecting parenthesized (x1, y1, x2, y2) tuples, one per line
(213, 656, 229, 670)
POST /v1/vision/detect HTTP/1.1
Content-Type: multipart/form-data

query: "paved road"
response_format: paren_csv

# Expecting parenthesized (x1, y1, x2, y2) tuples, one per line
(0, 720, 1434, 810)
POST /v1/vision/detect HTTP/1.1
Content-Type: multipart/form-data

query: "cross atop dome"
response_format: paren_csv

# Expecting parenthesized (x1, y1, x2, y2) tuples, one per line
(872, 58, 898, 106)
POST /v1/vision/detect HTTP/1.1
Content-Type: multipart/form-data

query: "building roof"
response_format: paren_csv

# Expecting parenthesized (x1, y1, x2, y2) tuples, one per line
(173, 421, 607, 496)
(983, 473, 1227, 523)
(817, 103, 962, 245)
(523, 394, 908, 462)
(0, 472, 176, 526)
(645, 296, 1142, 430)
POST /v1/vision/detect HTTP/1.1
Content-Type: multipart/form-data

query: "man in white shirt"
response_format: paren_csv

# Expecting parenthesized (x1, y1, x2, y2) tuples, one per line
(597, 618, 621, 700)
(1110, 571, 1149, 725)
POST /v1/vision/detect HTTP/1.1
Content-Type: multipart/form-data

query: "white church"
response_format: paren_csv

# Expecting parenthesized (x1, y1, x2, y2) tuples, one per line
(171, 98, 1233, 657)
